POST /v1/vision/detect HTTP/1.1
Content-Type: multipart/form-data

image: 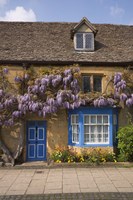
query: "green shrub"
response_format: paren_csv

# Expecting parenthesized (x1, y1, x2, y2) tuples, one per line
(117, 125, 133, 162)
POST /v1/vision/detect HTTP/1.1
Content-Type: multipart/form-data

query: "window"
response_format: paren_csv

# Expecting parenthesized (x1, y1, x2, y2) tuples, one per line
(75, 33, 94, 51)
(68, 107, 118, 147)
(71, 115, 79, 143)
(82, 75, 102, 93)
(84, 115, 109, 144)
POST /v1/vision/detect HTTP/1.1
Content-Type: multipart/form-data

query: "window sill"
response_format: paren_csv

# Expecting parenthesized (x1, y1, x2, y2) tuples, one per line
(74, 50, 94, 53)
(69, 143, 112, 147)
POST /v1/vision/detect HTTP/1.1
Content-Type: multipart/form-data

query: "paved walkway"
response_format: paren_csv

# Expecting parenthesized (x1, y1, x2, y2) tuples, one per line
(0, 167, 133, 196)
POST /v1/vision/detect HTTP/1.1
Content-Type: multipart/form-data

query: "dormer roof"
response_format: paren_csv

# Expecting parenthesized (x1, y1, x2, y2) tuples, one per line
(71, 17, 98, 38)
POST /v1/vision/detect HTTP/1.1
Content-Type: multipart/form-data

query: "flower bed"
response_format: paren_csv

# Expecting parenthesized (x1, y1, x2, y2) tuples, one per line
(50, 147, 117, 165)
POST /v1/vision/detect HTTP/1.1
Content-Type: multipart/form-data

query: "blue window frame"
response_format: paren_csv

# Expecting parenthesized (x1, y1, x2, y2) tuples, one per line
(68, 107, 118, 147)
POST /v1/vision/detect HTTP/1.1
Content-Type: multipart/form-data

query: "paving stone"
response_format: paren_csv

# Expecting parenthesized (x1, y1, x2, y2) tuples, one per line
(98, 184, 118, 192)
(0, 187, 9, 195)
(6, 170, 21, 174)
(32, 174, 47, 180)
(49, 171, 62, 175)
(78, 175, 93, 180)
(44, 189, 62, 194)
(63, 185, 80, 193)
(29, 180, 46, 187)
(9, 183, 29, 191)
(45, 182, 62, 190)
(47, 176, 62, 182)
(6, 190, 26, 195)
(2, 175, 17, 181)
(0, 181, 14, 187)
(26, 187, 44, 194)
(118, 168, 133, 172)
(117, 188, 133, 192)
(80, 188, 99, 192)
(14, 177, 32, 184)
(112, 180, 132, 188)
(63, 178, 79, 185)
(124, 177, 133, 184)
(107, 175, 125, 181)
(79, 181, 97, 189)
(94, 177, 112, 184)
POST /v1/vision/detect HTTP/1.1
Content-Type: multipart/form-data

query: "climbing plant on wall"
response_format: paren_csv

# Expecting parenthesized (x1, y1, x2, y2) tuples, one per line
(0, 65, 133, 165)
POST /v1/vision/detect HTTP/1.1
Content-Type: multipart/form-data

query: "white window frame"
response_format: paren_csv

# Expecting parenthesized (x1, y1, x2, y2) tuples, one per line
(71, 114, 79, 144)
(84, 114, 110, 144)
(74, 32, 94, 51)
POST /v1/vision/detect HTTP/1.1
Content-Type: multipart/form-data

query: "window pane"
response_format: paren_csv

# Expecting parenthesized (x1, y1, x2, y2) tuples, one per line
(75, 116, 78, 123)
(85, 33, 93, 49)
(83, 76, 90, 93)
(103, 116, 108, 124)
(71, 115, 74, 124)
(71, 115, 79, 143)
(72, 125, 78, 133)
(76, 33, 83, 49)
(84, 125, 89, 133)
(93, 76, 102, 92)
(103, 125, 108, 133)
(103, 134, 108, 142)
(97, 116, 102, 124)
(97, 125, 102, 133)
(97, 134, 102, 142)
(71, 115, 78, 124)
(84, 116, 89, 124)
(73, 133, 79, 143)
(91, 116, 96, 124)
(90, 134, 95, 142)
(90, 125, 96, 133)
(84, 134, 90, 143)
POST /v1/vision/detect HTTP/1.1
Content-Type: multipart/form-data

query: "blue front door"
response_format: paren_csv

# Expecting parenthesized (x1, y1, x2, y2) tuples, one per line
(27, 121, 47, 161)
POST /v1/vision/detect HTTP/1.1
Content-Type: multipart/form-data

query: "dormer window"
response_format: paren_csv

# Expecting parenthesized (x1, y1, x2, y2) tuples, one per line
(71, 17, 97, 52)
(75, 32, 94, 51)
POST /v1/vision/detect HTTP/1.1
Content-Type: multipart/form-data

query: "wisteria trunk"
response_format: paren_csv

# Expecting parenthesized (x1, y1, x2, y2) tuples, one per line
(13, 121, 25, 161)
(0, 121, 25, 166)
(0, 127, 15, 166)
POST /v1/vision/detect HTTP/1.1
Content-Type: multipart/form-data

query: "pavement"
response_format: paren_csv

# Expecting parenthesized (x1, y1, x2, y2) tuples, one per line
(0, 167, 133, 199)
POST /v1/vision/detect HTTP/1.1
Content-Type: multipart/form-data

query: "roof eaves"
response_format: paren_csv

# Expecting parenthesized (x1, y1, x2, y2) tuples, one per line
(0, 60, 133, 67)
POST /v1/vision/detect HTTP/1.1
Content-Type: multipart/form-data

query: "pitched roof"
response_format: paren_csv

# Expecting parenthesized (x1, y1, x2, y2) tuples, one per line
(72, 17, 97, 36)
(0, 21, 133, 65)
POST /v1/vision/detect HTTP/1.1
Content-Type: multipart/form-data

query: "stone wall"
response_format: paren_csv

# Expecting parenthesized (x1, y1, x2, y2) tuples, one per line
(1, 125, 21, 153)
(1, 65, 132, 162)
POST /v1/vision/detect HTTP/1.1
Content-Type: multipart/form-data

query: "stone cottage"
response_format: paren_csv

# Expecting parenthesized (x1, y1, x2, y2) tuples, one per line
(0, 17, 133, 162)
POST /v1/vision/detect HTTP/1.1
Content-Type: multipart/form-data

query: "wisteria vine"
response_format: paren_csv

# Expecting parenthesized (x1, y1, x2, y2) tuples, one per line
(0, 66, 133, 127)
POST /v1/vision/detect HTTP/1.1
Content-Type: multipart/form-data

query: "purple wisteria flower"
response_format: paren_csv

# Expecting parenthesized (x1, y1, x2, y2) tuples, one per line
(3, 68, 8, 74)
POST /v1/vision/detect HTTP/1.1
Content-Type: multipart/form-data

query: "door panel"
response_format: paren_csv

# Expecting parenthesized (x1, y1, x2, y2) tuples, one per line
(37, 144, 45, 158)
(28, 144, 36, 158)
(28, 128, 36, 141)
(37, 128, 44, 140)
(27, 121, 46, 161)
